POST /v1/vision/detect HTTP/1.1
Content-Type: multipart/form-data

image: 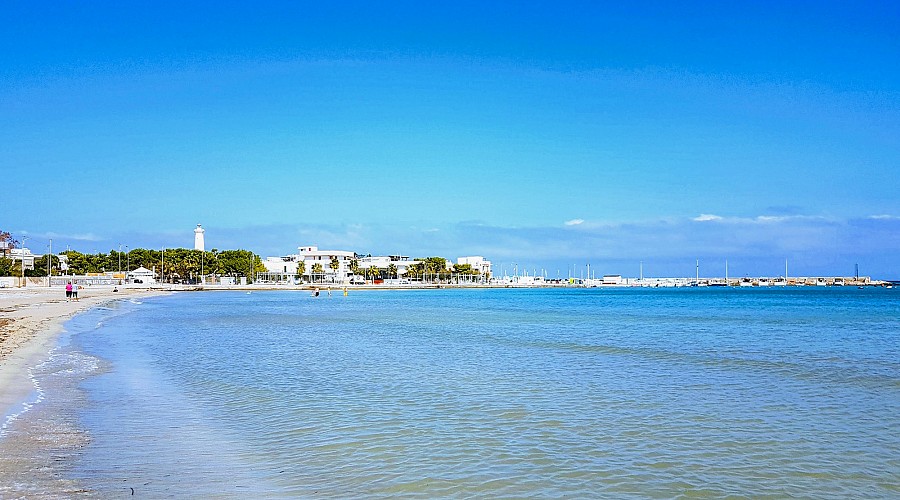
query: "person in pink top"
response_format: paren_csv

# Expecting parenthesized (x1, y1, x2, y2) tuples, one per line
(65, 281, 73, 301)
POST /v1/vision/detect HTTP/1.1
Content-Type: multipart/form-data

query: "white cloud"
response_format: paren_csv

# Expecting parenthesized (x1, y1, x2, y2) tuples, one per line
(868, 214, 900, 220)
(24, 231, 104, 242)
(564, 219, 585, 226)
(693, 214, 723, 222)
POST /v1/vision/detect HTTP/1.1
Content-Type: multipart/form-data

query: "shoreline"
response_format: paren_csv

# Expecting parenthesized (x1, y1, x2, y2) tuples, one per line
(0, 285, 167, 496)
(0, 286, 165, 430)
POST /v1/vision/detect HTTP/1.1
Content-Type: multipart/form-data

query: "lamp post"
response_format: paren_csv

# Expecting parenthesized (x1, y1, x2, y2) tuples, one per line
(118, 244, 122, 278)
(20, 236, 28, 288)
(47, 238, 52, 286)
(125, 245, 129, 284)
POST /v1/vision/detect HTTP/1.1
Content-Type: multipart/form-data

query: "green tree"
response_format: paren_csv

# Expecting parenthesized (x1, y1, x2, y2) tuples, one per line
(0, 257, 16, 277)
(387, 263, 397, 279)
(29, 254, 60, 277)
(296, 260, 306, 282)
(329, 256, 341, 281)
(311, 263, 324, 283)
(349, 259, 360, 276)
(407, 262, 423, 280)
(412, 257, 448, 282)
(452, 263, 478, 275)
(367, 265, 380, 282)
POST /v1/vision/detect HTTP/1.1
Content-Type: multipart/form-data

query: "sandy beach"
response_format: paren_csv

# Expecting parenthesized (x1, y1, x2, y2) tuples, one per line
(0, 286, 161, 409)
(0, 285, 164, 497)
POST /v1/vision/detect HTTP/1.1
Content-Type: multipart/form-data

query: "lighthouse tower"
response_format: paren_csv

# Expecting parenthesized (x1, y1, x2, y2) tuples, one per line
(194, 224, 205, 251)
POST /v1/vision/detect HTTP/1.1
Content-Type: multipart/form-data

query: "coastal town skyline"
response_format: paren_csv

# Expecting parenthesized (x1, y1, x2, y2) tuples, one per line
(3, 2, 899, 278)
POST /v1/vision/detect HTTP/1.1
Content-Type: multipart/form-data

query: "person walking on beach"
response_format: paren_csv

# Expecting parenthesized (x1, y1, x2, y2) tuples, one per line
(65, 281, 73, 301)
(72, 283, 79, 301)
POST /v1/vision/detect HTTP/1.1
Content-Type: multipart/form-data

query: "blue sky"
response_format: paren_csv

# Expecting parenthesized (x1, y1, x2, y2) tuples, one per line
(2, 1, 899, 278)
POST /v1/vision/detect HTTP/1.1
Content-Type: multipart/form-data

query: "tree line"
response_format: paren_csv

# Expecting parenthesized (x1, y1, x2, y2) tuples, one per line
(0, 244, 265, 282)
(0, 230, 486, 282)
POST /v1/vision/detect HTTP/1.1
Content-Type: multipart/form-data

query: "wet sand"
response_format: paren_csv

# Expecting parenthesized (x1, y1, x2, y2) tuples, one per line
(0, 285, 163, 498)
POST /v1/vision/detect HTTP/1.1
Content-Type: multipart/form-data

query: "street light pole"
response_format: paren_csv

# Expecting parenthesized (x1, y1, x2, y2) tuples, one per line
(48, 238, 52, 286)
(20, 236, 28, 288)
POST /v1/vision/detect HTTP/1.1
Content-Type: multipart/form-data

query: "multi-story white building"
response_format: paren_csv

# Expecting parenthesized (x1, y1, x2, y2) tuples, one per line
(8, 247, 35, 270)
(262, 245, 492, 284)
(263, 245, 357, 283)
(457, 256, 492, 277)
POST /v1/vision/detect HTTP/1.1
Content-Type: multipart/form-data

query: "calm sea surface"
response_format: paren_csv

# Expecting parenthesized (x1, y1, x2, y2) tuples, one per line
(14, 288, 900, 497)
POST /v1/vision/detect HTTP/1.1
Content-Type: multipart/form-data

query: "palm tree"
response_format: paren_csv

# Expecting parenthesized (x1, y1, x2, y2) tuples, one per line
(312, 263, 324, 283)
(388, 263, 398, 280)
(330, 256, 340, 283)
(296, 260, 306, 283)
(367, 265, 380, 283)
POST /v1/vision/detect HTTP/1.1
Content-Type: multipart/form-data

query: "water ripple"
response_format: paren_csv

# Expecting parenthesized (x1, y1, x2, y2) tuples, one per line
(57, 288, 900, 497)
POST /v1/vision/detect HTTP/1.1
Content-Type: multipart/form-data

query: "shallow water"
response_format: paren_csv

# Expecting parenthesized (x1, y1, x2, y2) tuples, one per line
(7, 288, 900, 497)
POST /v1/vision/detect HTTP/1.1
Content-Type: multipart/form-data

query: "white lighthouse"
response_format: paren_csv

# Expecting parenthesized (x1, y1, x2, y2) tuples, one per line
(194, 224, 205, 251)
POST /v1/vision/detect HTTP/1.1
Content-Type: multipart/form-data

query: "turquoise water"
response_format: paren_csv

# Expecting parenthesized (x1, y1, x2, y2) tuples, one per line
(27, 288, 900, 496)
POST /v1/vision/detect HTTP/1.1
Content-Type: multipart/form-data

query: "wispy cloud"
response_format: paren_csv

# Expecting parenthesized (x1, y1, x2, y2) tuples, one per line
(693, 214, 723, 222)
(21, 231, 104, 242)
(564, 219, 585, 226)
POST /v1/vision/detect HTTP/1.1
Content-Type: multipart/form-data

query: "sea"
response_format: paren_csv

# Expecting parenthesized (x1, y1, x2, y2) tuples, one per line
(1, 287, 898, 498)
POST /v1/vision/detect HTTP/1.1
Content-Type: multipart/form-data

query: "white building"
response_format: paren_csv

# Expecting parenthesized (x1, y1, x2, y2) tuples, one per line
(262, 245, 357, 283)
(127, 266, 157, 284)
(297, 246, 356, 282)
(264, 256, 299, 275)
(8, 248, 35, 270)
(194, 224, 205, 251)
(357, 255, 420, 277)
(602, 274, 623, 285)
(457, 256, 492, 277)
